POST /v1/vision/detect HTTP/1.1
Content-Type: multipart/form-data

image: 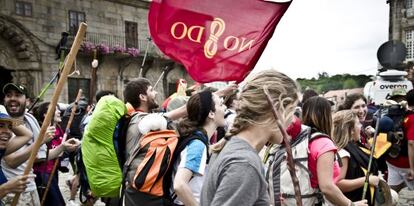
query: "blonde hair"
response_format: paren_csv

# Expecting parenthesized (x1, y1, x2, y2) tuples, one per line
(332, 110, 357, 150)
(211, 70, 299, 152)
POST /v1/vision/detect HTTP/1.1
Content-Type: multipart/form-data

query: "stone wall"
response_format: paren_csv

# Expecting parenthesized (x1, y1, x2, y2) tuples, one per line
(0, 0, 189, 104)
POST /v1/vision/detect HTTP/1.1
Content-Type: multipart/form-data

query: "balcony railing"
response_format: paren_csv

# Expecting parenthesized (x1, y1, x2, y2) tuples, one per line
(80, 32, 163, 57)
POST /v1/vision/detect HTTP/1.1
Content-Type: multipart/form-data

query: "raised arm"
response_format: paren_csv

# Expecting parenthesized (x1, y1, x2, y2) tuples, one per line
(5, 125, 32, 156)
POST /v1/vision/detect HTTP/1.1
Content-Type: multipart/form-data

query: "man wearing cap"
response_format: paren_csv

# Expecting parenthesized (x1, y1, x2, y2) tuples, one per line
(1, 83, 54, 205)
(0, 113, 34, 199)
(383, 88, 414, 192)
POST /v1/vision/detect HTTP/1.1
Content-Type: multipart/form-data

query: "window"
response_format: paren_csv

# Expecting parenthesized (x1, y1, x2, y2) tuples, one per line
(407, 0, 413, 9)
(68, 78, 90, 103)
(406, 30, 414, 60)
(15, 1, 32, 16)
(125, 21, 138, 48)
(69, 10, 85, 35)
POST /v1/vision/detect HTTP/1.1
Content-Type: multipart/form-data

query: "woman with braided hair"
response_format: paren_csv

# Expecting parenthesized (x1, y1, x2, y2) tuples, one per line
(201, 70, 299, 206)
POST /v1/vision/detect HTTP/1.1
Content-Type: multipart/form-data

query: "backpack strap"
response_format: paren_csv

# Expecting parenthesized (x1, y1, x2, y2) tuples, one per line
(309, 131, 343, 167)
(173, 130, 210, 167)
(119, 112, 152, 205)
(163, 130, 210, 202)
(113, 112, 138, 168)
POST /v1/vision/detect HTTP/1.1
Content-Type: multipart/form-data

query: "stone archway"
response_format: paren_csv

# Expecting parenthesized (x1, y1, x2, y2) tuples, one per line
(0, 15, 42, 99)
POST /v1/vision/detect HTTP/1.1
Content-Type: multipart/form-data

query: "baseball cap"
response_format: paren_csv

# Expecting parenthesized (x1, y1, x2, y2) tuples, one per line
(0, 113, 23, 127)
(390, 88, 406, 98)
(2, 83, 28, 96)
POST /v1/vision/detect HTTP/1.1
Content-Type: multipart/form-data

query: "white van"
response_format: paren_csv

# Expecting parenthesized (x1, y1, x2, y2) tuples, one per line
(364, 70, 413, 105)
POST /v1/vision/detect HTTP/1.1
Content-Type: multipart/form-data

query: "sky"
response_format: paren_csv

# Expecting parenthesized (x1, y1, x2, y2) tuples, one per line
(254, 0, 389, 80)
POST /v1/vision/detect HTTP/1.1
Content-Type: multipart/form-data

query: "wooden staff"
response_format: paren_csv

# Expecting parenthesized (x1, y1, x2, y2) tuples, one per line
(40, 89, 82, 205)
(12, 23, 87, 206)
(263, 86, 302, 206)
(361, 106, 382, 200)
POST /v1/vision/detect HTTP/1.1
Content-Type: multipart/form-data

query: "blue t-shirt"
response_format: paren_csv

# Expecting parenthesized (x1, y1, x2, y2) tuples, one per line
(0, 150, 7, 185)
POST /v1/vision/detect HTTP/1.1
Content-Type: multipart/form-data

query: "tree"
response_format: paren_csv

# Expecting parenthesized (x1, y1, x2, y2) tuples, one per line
(343, 79, 358, 89)
(296, 73, 372, 93)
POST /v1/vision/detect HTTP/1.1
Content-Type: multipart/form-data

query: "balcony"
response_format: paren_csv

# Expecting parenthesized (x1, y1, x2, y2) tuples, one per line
(68, 32, 164, 58)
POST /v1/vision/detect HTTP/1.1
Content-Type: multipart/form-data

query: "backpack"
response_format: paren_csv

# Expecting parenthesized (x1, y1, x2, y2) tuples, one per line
(81, 95, 129, 197)
(121, 113, 180, 205)
(61, 99, 88, 140)
(77, 113, 135, 203)
(266, 126, 336, 206)
(382, 105, 412, 158)
(121, 120, 210, 206)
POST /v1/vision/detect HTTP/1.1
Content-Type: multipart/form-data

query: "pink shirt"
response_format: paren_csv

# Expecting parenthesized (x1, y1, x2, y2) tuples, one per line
(34, 126, 64, 173)
(308, 136, 341, 188)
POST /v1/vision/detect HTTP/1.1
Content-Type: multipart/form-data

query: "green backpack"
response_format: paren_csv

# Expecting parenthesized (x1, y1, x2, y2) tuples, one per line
(81, 95, 127, 197)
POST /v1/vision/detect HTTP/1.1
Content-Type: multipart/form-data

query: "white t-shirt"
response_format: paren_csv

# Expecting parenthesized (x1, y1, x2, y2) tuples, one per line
(338, 148, 351, 159)
(173, 139, 208, 205)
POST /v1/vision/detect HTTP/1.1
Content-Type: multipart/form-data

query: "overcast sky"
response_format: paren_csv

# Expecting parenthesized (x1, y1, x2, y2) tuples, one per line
(254, 0, 389, 80)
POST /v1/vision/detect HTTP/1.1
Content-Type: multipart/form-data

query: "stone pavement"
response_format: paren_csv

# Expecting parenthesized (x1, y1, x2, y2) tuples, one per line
(398, 187, 414, 206)
(59, 170, 104, 206)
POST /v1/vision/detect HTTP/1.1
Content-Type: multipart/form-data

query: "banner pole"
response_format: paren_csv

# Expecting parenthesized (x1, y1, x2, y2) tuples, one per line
(138, 37, 151, 77)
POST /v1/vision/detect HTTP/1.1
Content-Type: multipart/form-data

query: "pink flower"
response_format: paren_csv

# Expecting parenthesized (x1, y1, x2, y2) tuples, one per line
(127, 47, 140, 57)
(81, 41, 95, 54)
(96, 43, 110, 55)
(112, 45, 126, 53)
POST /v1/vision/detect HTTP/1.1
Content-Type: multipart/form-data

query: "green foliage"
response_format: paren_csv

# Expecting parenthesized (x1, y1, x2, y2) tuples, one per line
(343, 79, 358, 89)
(296, 73, 372, 94)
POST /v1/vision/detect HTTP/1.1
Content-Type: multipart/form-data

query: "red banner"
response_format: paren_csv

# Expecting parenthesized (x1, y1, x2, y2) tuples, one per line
(148, 0, 291, 83)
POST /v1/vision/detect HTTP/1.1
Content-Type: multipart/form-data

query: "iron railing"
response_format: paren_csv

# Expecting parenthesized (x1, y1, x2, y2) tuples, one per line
(81, 32, 163, 56)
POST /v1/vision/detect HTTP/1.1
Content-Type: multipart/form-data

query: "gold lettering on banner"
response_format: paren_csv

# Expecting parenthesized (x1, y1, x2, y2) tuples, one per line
(169, 17, 256, 58)
(223, 36, 239, 51)
(204, 18, 225, 59)
(239, 38, 255, 52)
(188, 26, 205, 43)
(171, 22, 187, 39)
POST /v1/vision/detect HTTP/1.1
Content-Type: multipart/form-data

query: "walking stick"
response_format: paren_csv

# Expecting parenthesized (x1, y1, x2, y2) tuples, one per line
(11, 23, 87, 206)
(153, 65, 168, 89)
(362, 107, 382, 200)
(40, 89, 83, 206)
(138, 37, 152, 77)
(263, 86, 302, 206)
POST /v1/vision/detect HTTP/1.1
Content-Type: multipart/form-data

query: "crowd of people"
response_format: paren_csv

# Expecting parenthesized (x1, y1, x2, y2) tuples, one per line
(0, 69, 413, 206)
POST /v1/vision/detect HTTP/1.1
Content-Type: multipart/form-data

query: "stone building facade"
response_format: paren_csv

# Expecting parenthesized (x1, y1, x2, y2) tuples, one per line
(0, 0, 194, 105)
(388, 0, 414, 82)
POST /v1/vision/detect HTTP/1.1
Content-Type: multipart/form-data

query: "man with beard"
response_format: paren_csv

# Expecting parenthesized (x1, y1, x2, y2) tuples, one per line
(1, 83, 55, 205)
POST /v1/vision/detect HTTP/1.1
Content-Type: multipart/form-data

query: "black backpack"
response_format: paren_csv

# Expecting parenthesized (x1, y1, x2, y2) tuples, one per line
(383, 105, 412, 158)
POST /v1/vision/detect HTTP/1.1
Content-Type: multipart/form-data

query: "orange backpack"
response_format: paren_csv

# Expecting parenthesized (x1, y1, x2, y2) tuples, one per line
(123, 129, 179, 196)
